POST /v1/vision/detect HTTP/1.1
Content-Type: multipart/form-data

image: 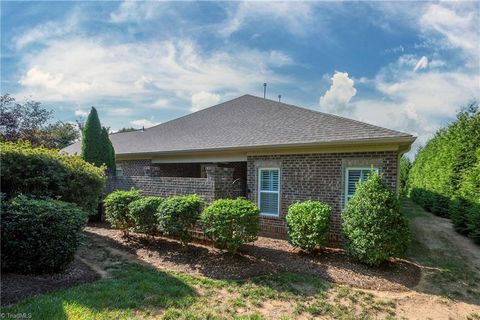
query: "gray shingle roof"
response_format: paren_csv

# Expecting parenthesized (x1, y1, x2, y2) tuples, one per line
(63, 94, 414, 155)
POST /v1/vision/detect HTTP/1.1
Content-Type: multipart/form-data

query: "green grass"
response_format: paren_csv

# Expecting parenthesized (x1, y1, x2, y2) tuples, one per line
(2, 257, 398, 320)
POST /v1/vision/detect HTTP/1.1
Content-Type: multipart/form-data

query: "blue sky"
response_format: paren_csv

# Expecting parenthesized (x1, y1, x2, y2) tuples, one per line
(1, 1, 479, 154)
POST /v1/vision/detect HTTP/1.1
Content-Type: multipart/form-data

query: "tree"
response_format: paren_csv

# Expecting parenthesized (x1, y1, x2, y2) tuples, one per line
(399, 156, 411, 195)
(43, 122, 80, 149)
(0, 94, 79, 148)
(81, 107, 115, 171)
(117, 127, 137, 133)
(1, 94, 52, 145)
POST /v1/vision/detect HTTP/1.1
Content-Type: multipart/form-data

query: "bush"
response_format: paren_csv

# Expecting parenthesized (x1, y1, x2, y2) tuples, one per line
(1, 196, 88, 274)
(157, 195, 203, 247)
(200, 198, 260, 254)
(128, 196, 164, 236)
(342, 172, 410, 266)
(399, 156, 411, 196)
(104, 189, 141, 237)
(408, 104, 480, 217)
(0, 141, 105, 214)
(451, 151, 480, 243)
(286, 201, 331, 251)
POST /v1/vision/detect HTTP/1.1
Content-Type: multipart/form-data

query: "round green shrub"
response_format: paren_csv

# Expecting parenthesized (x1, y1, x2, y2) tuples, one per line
(104, 189, 141, 237)
(128, 196, 164, 236)
(286, 201, 331, 251)
(157, 195, 203, 247)
(200, 198, 260, 254)
(1, 141, 106, 215)
(342, 172, 410, 266)
(1, 196, 88, 274)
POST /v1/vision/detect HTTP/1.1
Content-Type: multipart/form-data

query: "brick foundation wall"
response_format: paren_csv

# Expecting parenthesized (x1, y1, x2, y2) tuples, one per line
(246, 151, 399, 242)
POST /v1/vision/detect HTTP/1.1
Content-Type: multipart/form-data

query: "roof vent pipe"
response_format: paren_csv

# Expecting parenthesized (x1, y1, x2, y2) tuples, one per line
(263, 83, 267, 99)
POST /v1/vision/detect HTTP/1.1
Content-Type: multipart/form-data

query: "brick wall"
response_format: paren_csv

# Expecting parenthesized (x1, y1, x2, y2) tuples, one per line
(246, 151, 399, 242)
(105, 175, 216, 202)
(116, 159, 152, 176)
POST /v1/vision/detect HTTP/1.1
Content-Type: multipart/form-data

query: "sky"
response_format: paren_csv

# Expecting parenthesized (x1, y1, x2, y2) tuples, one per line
(1, 1, 479, 156)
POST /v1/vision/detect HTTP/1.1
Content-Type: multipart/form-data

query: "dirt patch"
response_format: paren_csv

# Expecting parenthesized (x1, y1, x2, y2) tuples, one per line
(1, 258, 100, 306)
(85, 223, 421, 292)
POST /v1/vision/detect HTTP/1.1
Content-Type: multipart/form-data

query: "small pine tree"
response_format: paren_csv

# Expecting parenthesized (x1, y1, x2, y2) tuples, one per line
(81, 107, 103, 167)
(81, 108, 115, 171)
(342, 172, 410, 266)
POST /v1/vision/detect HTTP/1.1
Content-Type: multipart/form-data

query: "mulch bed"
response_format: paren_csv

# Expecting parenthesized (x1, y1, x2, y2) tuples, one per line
(86, 223, 421, 292)
(1, 258, 101, 306)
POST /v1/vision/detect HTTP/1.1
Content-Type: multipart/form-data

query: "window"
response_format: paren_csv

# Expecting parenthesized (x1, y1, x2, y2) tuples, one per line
(345, 167, 378, 203)
(258, 168, 280, 216)
(115, 164, 124, 176)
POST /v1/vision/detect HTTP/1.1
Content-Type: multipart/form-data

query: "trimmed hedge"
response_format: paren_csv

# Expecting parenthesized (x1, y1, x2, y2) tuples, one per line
(1, 196, 88, 274)
(128, 196, 164, 236)
(1, 141, 106, 215)
(286, 201, 331, 251)
(157, 195, 203, 247)
(450, 150, 480, 243)
(342, 172, 410, 266)
(200, 198, 260, 254)
(408, 105, 480, 217)
(104, 189, 141, 237)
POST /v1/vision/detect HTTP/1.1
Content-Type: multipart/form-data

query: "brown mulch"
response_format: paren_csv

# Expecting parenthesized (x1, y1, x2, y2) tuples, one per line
(1, 258, 101, 306)
(86, 223, 421, 292)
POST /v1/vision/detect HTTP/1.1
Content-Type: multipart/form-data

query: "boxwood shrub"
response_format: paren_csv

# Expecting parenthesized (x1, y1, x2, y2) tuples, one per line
(200, 198, 260, 254)
(128, 196, 164, 236)
(104, 189, 141, 237)
(342, 172, 409, 266)
(157, 195, 203, 248)
(1, 141, 106, 215)
(1, 196, 88, 274)
(286, 201, 331, 251)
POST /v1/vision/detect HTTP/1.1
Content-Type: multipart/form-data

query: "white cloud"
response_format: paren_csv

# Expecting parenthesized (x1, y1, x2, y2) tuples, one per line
(14, 9, 82, 49)
(17, 38, 292, 105)
(191, 91, 221, 112)
(319, 72, 357, 115)
(74, 109, 89, 117)
(420, 3, 479, 59)
(110, 1, 163, 23)
(413, 56, 428, 72)
(220, 2, 316, 37)
(150, 99, 169, 109)
(130, 119, 160, 128)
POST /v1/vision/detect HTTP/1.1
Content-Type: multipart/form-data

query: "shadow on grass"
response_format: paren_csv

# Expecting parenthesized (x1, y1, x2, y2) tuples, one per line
(1, 262, 197, 319)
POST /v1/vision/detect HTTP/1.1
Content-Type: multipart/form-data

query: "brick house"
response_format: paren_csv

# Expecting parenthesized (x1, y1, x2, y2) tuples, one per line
(64, 95, 415, 241)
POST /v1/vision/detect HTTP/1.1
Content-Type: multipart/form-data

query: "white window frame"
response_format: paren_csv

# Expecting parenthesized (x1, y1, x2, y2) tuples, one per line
(344, 167, 378, 205)
(258, 167, 281, 217)
(115, 164, 124, 177)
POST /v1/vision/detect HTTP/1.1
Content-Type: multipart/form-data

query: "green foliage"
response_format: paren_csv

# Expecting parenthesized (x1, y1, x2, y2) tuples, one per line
(399, 156, 411, 196)
(409, 103, 480, 217)
(81, 107, 115, 171)
(128, 196, 164, 235)
(342, 172, 410, 266)
(200, 198, 260, 254)
(451, 150, 480, 243)
(157, 195, 203, 247)
(286, 201, 331, 251)
(104, 189, 141, 237)
(1, 196, 88, 274)
(0, 141, 105, 214)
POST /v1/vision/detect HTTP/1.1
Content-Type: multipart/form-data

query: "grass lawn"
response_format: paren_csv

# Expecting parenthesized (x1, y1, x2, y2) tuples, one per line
(2, 241, 397, 320)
